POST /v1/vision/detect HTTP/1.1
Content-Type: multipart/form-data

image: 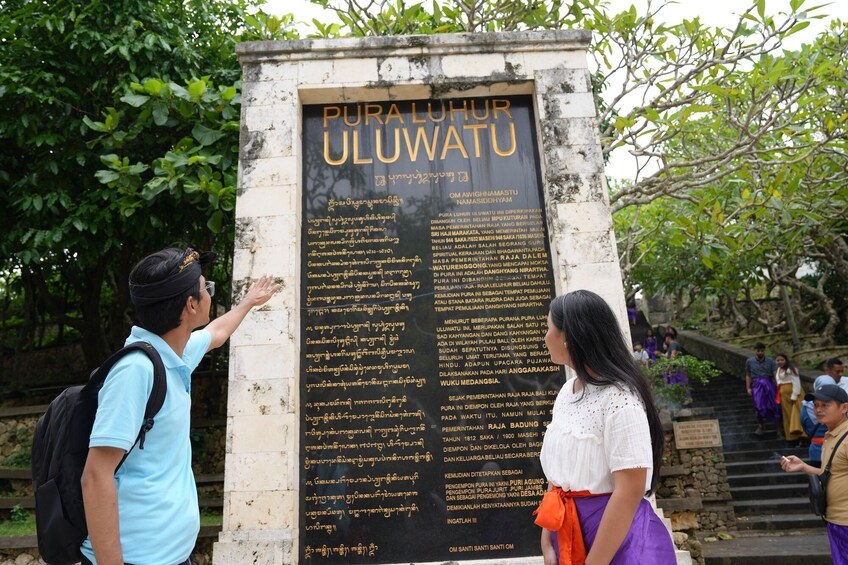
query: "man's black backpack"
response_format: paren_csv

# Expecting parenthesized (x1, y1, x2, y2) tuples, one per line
(31, 342, 166, 565)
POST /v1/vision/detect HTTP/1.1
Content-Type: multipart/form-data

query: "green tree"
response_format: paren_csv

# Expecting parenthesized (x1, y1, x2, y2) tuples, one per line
(0, 0, 294, 367)
(305, 0, 847, 344)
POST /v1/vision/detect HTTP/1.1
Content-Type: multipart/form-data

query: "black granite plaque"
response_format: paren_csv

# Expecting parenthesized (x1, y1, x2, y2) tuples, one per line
(300, 95, 563, 563)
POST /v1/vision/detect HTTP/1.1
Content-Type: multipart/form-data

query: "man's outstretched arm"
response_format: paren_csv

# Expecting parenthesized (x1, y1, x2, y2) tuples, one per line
(206, 274, 280, 351)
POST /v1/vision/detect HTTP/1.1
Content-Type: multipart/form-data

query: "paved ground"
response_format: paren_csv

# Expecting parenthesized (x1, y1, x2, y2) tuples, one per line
(701, 528, 831, 564)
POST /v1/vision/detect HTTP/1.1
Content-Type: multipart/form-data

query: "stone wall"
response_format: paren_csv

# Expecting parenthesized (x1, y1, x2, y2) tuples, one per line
(656, 408, 736, 565)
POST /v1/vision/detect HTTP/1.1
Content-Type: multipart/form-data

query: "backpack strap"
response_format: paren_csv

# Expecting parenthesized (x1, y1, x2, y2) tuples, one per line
(86, 342, 167, 471)
(823, 428, 848, 474)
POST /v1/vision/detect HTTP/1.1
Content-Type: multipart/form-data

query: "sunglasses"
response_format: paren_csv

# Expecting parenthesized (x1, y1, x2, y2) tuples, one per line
(205, 280, 215, 298)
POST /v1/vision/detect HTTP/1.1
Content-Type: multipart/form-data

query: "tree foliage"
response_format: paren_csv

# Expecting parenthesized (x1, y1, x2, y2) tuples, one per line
(0, 0, 295, 368)
(305, 0, 848, 346)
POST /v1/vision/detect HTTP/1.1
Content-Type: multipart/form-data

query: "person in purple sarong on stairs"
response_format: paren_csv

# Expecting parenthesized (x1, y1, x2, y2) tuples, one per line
(745, 342, 780, 436)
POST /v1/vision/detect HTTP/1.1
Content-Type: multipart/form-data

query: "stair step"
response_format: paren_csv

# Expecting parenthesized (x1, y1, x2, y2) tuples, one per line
(730, 483, 811, 500)
(730, 497, 813, 514)
(728, 472, 808, 488)
(723, 447, 807, 462)
(735, 513, 825, 531)
(725, 459, 791, 474)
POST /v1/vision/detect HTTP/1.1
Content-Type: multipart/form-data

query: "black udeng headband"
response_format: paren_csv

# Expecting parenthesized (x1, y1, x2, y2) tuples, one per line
(129, 248, 216, 307)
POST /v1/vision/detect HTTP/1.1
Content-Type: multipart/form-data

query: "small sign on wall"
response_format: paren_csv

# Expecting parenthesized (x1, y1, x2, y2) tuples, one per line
(673, 419, 722, 449)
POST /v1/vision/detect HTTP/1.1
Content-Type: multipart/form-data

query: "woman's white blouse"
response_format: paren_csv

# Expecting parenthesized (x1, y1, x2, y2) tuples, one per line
(540, 378, 653, 493)
(775, 367, 801, 400)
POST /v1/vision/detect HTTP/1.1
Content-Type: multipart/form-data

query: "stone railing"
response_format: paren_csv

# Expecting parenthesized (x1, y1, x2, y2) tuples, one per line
(675, 330, 818, 390)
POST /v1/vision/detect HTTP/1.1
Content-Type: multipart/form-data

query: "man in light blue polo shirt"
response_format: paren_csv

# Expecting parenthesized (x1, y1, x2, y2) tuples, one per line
(80, 247, 279, 565)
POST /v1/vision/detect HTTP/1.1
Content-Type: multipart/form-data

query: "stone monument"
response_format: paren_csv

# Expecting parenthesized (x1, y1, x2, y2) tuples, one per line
(214, 30, 684, 565)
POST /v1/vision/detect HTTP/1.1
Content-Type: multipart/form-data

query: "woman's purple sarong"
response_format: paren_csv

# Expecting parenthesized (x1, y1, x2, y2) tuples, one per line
(752, 377, 781, 422)
(551, 495, 676, 564)
(827, 522, 848, 565)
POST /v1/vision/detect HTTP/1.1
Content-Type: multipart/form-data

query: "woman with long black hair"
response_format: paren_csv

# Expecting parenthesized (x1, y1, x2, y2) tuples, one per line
(535, 290, 675, 564)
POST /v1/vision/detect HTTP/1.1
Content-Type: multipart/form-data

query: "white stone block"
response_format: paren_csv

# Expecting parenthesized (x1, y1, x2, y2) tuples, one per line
(232, 243, 299, 280)
(376, 56, 412, 82)
(242, 79, 297, 108)
(236, 183, 297, 219)
(297, 58, 334, 85)
(227, 527, 294, 541)
(224, 451, 290, 492)
(440, 53, 506, 78)
(546, 92, 597, 119)
(256, 62, 296, 82)
(541, 117, 601, 148)
(212, 540, 287, 565)
(234, 214, 298, 249)
(239, 156, 298, 189)
(227, 414, 294, 453)
(545, 144, 604, 174)
(242, 104, 297, 134)
(524, 49, 587, 71)
(556, 230, 615, 265)
(331, 58, 378, 85)
(240, 128, 295, 162)
(227, 376, 295, 416)
(504, 53, 528, 79)
(542, 171, 606, 205)
(229, 308, 289, 348)
(561, 262, 626, 308)
(230, 490, 297, 528)
(550, 201, 614, 234)
(407, 56, 432, 82)
(534, 68, 592, 94)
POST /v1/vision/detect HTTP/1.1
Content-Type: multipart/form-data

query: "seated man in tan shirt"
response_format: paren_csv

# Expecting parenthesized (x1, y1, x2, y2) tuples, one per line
(781, 384, 848, 564)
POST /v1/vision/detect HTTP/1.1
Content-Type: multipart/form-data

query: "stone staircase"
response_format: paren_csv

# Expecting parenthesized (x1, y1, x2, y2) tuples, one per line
(689, 374, 831, 564)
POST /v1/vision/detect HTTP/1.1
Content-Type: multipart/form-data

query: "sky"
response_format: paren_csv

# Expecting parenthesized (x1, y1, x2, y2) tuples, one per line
(261, 0, 847, 176)
(265, 0, 848, 39)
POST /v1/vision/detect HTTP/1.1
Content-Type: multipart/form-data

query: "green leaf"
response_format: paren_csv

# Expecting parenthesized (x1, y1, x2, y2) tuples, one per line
(187, 80, 207, 101)
(192, 124, 225, 146)
(120, 94, 150, 108)
(82, 116, 107, 132)
(95, 170, 121, 184)
(207, 210, 224, 233)
(143, 78, 166, 96)
(152, 102, 169, 126)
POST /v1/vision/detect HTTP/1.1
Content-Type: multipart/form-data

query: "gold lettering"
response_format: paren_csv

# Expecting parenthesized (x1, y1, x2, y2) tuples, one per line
(324, 131, 348, 166)
(324, 106, 341, 128)
(343, 105, 361, 127)
(385, 103, 404, 125)
(365, 103, 384, 126)
(440, 125, 469, 159)
(492, 98, 512, 119)
(463, 124, 487, 158)
(375, 129, 401, 164)
(352, 130, 373, 164)
(491, 123, 516, 157)
(402, 126, 440, 161)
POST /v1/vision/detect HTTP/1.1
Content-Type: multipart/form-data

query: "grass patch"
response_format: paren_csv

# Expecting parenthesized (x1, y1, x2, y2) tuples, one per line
(0, 510, 222, 538)
(0, 514, 35, 536)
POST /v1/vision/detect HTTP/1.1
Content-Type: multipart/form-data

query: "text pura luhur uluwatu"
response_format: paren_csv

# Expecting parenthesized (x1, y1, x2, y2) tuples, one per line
(322, 98, 518, 165)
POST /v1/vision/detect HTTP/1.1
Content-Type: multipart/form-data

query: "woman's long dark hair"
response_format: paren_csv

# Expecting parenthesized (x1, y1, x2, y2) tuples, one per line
(776, 353, 797, 375)
(550, 290, 664, 494)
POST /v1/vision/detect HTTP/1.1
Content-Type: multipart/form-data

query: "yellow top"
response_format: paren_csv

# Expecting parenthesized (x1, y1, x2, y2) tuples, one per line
(823, 418, 848, 525)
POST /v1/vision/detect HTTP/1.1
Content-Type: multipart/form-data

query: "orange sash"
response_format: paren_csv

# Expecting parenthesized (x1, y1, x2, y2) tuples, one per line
(533, 487, 608, 565)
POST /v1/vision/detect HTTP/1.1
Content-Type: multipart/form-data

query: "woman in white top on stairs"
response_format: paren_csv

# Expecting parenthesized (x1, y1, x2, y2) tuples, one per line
(774, 353, 807, 444)
(535, 290, 675, 565)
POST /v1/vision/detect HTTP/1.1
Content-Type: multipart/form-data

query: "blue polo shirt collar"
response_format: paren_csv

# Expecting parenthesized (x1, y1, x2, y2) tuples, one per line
(127, 325, 192, 392)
